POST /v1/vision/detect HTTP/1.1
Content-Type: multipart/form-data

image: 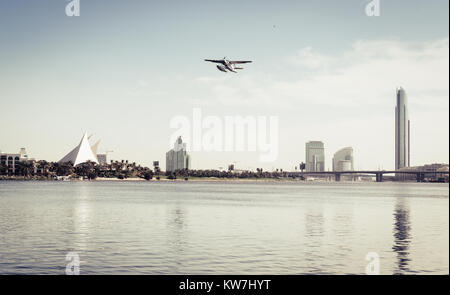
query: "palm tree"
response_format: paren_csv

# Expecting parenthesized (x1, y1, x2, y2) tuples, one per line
(37, 160, 50, 176)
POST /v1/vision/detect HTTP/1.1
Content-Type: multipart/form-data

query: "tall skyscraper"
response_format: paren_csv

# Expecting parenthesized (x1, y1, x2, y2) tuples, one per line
(395, 87, 410, 170)
(166, 136, 191, 172)
(333, 147, 354, 172)
(305, 141, 325, 172)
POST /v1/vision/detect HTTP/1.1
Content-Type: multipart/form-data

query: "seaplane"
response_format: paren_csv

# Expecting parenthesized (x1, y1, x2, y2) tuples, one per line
(204, 57, 252, 73)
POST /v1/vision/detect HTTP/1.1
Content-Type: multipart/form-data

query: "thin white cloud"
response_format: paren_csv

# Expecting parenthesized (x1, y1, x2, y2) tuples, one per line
(289, 46, 335, 70)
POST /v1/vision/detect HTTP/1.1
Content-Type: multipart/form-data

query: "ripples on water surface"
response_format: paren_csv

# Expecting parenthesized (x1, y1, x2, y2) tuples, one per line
(0, 181, 448, 274)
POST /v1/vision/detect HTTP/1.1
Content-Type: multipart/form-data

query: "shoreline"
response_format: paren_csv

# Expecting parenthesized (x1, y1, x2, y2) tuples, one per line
(1, 176, 445, 184)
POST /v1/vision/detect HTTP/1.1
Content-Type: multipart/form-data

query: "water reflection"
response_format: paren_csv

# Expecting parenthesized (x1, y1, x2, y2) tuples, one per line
(166, 203, 187, 270)
(392, 197, 411, 274)
(73, 184, 92, 252)
(332, 208, 354, 261)
(303, 210, 324, 272)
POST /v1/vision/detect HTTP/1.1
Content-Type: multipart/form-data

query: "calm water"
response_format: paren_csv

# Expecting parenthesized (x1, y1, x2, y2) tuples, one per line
(0, 180, 448, 275)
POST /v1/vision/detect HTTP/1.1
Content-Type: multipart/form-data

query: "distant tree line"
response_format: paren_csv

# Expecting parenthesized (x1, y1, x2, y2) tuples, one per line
(0, 160, 304, 181)
(165, 168, 301, 180)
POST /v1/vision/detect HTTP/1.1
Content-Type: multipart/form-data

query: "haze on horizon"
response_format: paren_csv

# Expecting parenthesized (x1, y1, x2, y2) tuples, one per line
(0, 0, 448, 171)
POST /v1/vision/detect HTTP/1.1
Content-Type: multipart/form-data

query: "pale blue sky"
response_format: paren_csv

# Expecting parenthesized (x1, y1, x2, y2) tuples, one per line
(0, 0, 448, 170)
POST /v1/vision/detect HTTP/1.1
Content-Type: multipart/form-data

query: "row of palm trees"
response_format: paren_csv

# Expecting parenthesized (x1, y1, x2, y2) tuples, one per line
(0, 160, 154, 180)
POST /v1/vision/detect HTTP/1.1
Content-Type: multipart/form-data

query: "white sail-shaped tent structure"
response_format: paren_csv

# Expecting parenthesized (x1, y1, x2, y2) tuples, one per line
(59, 132, 99, 166)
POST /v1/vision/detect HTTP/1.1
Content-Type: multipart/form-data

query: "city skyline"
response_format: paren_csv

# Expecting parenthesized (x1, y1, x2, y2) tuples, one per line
(0, 0, 448, 171)
(0, 85, 434, 173)
(0, 85, 447, 172)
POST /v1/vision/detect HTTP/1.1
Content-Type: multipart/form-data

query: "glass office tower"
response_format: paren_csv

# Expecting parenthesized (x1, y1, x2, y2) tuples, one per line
(305, 141, 325, 172)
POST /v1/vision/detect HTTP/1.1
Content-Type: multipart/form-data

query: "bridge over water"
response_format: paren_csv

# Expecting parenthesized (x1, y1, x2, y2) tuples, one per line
(289, 170, 449, 182)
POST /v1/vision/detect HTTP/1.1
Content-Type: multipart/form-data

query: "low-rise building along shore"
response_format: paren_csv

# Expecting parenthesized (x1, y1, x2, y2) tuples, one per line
(0, 148, 34, 174)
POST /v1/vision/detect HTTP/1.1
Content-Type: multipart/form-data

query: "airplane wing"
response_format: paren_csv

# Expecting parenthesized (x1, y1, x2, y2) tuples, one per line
(205, 59, 225, 64)
(229, 60, 252, 64)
